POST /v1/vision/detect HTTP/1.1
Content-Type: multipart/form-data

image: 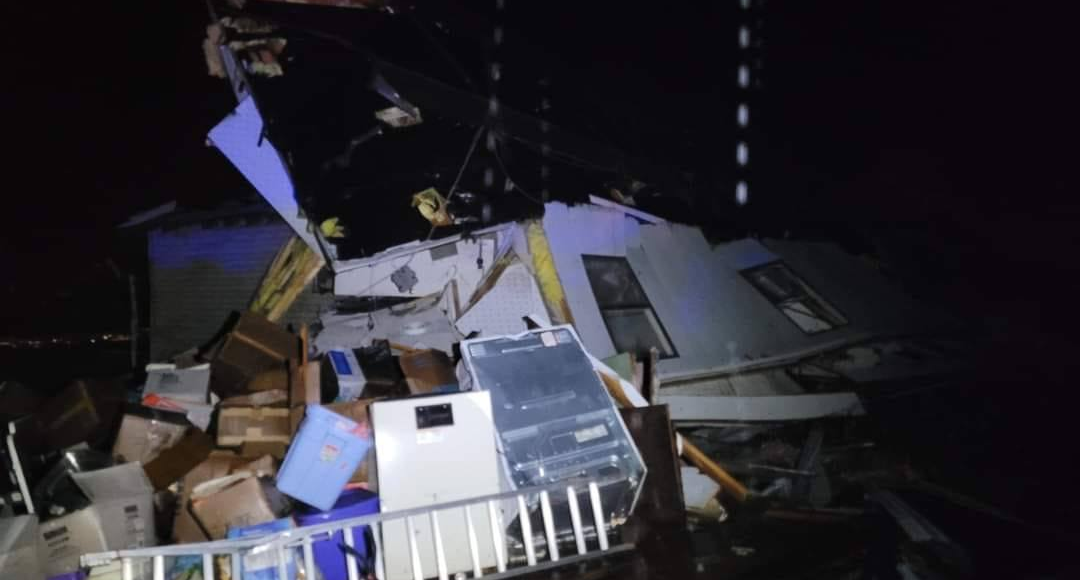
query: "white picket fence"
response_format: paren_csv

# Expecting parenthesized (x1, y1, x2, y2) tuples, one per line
(81, 477, 632, 580)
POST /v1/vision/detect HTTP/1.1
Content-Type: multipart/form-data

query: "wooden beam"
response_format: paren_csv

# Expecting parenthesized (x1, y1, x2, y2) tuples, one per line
(596, 367, 749, 502)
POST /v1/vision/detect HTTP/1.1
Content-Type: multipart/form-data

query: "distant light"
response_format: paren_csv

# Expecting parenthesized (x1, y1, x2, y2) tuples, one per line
(494, 26, 504, 46)
(736, 181, 749, 206)
(741, 0, 751, 9)
(739, 26, 751, 49)
(738, 65, 750, 88)
(90, 339, 96, 344)
(490, 62, 501, 82)
(737, 103, 749, 127)
(736, 142, 749, 166)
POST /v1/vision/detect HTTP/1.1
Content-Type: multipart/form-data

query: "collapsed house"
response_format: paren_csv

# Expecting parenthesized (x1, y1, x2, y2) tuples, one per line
(311, 199, 967, 424)
(0, 3, 987, 579)
(194, 6, 967, 427)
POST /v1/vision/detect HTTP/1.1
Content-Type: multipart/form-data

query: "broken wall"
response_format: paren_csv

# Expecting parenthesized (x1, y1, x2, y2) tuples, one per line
(544, 203, 951, 383)
(149, 221, 329, 360)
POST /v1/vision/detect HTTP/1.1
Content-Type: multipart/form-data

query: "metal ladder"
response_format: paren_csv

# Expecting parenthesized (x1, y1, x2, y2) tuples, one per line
(81, 477, 632, 580)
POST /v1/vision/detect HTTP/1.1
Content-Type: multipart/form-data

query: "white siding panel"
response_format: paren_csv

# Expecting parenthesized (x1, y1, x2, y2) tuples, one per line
(762, 240, 950, 338)
(542, 204, 621, 358)
(334, 236, 497, 300)
(208, 96, 324, 255)
(634, 223, 719, 375)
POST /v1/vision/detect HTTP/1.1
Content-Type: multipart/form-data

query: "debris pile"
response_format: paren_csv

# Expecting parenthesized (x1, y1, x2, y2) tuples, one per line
(0, 1, 996, 577)
(5, 313, 738, 579)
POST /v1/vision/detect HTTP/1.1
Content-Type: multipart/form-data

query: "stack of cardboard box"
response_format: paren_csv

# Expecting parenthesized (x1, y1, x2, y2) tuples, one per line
(0, 310, 465, 579)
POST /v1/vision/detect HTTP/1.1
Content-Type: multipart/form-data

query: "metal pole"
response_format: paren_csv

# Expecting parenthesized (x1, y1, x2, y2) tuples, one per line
(517, 495, 537, 566)
(539, 491, 559, 561)
(567, 487, 587, 555)
(588, 483, 609, 551)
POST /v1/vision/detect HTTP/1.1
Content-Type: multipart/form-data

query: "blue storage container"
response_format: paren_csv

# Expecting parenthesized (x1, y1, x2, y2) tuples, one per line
(277, 405, 372, 511)
(295, 489, 380, 580)
(226, 518, 298, 580)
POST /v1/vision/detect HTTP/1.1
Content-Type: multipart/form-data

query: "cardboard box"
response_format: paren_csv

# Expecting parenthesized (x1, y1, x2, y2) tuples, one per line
(172, 451, 245, 544)
(143, 428, 215, 490)
(240, 441, 287, 461)
(111, 414, 189, 465)
(141, 364, 215, 431)
(287, 360, 321, 436)
(178, 451, 275, 500)
(37, 508, 109, 578)
(180, 451, 246, 499)
(217, 407, 291, 447)
(246, 367, 290, 393)
(325, 400, 376, 484)
(210, 312, 299, 398)
(399, 349, 457, 394)
(171, 452, 277, 543)
(72, 463, 157, 551)
(190, 476, 277, 540)
(221, 389, 288, 408)
(0, 515, 44, 579)
(324, 399, 375, 426)
(172, 504, 209, 544)
(29, 379, 124, 451)
(293, 360, 321, 407)
(144, 364, 210, 404)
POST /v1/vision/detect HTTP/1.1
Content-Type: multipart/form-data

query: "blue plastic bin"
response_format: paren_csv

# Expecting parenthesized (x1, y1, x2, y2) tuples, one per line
(47, 573, 86, 580)
(277, 405, 372, 510)
(295, 489, 380, 580)
(226, 518, 298, 580)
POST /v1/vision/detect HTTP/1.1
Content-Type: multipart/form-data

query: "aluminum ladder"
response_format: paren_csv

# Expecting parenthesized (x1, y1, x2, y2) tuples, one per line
(81, 476, 633, 580)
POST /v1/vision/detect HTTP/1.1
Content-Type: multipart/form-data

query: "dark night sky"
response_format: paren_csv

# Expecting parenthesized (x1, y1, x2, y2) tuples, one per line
(2, 2, 1076, 347)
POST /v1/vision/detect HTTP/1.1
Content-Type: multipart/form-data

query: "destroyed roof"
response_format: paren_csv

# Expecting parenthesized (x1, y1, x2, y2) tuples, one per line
(204, 0, 707, 259)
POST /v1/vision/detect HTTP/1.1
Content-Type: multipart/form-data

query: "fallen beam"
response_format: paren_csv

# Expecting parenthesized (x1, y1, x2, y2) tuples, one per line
(591, 356, 749, 502)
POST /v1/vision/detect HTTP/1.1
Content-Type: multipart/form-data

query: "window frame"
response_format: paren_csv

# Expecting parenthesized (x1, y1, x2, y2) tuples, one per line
(581, 254, 679, 359)
(740, 261, 848, 335)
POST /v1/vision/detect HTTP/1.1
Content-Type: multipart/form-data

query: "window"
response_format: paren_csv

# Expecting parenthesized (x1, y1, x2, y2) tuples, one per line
(582, 255, 677, 358)
(742, 262, 847, 334)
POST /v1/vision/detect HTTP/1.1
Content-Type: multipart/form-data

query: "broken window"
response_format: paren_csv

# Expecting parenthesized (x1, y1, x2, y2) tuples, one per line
(742, 262, 847, 334)
(582, 255, 677, 358)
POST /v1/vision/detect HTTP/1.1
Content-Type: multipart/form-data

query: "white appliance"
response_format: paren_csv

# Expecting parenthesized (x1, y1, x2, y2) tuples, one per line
(460, 326, 647, 536)
(372, 391, 502, 580)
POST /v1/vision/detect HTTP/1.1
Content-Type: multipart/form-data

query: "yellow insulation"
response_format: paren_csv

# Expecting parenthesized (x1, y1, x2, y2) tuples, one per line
(525, 220, 574, 325)
(250, 236, 325, 322)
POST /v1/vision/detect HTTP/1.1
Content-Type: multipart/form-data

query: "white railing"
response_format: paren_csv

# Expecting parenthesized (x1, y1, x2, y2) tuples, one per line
(82, 477, 632, 580)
